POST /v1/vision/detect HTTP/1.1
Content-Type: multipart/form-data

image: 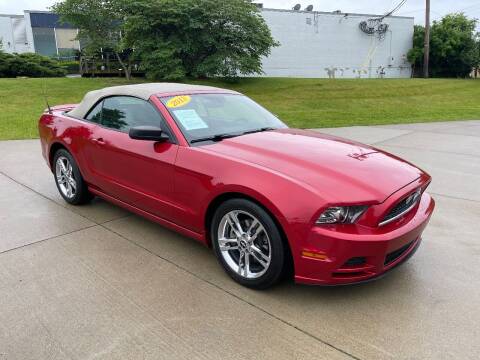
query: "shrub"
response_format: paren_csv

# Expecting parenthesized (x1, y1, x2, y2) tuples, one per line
(0, 51, 67, 78)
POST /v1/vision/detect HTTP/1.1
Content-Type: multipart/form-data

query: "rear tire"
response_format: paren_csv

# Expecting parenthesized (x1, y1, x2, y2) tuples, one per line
(211, 198, 285, 289)
(53, 149, 92, 205)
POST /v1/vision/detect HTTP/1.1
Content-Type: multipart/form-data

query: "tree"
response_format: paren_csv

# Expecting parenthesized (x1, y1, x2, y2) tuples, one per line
(407, 25, 426, 77)
(52, 0, 132, 80)
(473, 33, 480, 78)
(408, 13, 478, 78)
(120, 0, 279, 80)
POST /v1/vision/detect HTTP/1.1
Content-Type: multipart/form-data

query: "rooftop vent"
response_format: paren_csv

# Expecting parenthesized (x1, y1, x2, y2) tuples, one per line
(293, 4, 301, 11)
(306, 5, 314, 11)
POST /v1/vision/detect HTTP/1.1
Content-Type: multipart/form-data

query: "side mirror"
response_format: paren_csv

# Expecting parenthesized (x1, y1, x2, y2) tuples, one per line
(129, 126, 169, 142)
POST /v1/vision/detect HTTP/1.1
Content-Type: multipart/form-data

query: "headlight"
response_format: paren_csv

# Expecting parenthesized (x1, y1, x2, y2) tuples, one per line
(316, 206, 368, 225)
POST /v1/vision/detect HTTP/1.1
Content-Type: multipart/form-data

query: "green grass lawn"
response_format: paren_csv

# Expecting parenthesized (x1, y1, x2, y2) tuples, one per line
(0, 77, 479, 140)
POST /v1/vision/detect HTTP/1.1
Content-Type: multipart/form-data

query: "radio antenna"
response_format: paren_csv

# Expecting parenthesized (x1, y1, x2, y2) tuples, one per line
(43, 78, 52, 114)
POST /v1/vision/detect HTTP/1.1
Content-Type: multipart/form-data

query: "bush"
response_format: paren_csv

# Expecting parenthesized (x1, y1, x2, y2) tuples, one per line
(0, 52, 67, 78)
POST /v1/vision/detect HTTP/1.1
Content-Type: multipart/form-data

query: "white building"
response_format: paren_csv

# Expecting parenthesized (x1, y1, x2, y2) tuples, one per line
(260, 8, 414, 78)
(0, 11, 79, 58)
(0, 14, 31, 53)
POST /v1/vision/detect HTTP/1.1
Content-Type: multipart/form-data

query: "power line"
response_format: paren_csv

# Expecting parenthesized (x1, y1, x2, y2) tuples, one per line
(397, 8, 442, 16)
(347, 0, 407, 17)
(384, 0, 408, 18)
(398, 2, 480, 17)
(359, 0, 409, 38)
(455, 2, 480, 12)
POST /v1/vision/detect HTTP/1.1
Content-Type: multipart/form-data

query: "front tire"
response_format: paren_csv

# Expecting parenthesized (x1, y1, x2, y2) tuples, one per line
(53, 149, 92, 205)
(211, 199, 285, 289)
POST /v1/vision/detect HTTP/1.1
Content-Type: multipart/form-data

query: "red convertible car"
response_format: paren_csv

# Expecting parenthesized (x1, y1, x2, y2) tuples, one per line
(39, 83, 435, 289)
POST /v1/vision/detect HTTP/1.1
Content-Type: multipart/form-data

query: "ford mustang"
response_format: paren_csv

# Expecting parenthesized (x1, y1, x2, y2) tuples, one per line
(39, 83, 435, 289)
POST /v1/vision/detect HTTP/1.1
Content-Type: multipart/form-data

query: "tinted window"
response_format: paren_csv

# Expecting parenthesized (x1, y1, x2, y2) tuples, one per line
(85, 101, 103, 123)
(101, 96, 164, 132)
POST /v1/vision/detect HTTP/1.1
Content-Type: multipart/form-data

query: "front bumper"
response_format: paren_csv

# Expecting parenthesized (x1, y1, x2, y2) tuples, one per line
(294, 192, 435, 285)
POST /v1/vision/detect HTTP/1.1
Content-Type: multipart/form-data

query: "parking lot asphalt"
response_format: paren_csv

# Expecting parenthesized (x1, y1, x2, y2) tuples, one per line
(0, 120, 479, 360)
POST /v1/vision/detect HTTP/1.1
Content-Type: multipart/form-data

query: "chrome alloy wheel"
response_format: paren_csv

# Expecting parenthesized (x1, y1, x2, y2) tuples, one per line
(55, 156, 77, 199)
(217, 210, 272, 279)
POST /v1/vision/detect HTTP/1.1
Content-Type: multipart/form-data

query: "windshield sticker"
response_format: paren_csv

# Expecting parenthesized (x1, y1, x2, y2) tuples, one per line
(173, 109, 209, 130)
(166, 95, 191, 108)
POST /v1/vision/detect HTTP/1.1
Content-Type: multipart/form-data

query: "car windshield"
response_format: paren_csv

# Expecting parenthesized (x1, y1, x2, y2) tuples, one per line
(160, 94, 287, 144)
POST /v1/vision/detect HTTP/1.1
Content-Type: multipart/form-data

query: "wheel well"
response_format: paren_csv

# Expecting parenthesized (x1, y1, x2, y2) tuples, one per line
(204, 192, 294, 275)
(49, 143, 68, 172)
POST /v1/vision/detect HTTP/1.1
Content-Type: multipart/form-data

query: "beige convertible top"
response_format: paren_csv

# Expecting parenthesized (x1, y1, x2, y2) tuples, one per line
(68, 82, 237, 119)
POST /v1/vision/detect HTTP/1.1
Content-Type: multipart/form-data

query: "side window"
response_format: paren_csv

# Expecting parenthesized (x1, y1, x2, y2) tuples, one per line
(101, 96, 164, 133)
(85, 101, 103, 124)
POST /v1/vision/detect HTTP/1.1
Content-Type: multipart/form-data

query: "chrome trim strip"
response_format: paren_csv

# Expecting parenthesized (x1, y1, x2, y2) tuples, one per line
(379, 198, 420, 227)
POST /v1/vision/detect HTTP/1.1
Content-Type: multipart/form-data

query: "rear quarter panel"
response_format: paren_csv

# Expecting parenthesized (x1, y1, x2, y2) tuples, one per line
(38, 108, 97, 183)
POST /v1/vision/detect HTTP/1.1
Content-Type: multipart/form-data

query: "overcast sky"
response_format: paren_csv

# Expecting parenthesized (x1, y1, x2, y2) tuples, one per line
(1, 0, 480, 25)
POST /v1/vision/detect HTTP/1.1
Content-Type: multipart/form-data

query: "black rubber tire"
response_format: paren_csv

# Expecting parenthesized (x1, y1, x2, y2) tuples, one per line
(53, 149, 93, 205)
(211, 198, 285, 290)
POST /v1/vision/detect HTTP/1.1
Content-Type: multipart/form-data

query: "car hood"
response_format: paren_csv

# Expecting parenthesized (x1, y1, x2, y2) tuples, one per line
(202, 129, 424, 203)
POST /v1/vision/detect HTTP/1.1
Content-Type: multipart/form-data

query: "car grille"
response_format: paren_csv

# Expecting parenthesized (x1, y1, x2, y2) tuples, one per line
(380, 189, 422, 226)
(384, 241, 413, 266)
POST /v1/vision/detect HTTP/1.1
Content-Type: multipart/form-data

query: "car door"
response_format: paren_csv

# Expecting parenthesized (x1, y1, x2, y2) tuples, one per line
(86, 96, 179, 221)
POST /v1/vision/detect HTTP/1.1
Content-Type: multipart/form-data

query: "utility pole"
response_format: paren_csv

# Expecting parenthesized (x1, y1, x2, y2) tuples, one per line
(423, 0, 431, 78)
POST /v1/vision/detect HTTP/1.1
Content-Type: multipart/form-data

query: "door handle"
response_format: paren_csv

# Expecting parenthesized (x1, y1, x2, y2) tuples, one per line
(92, 137, 105, 145)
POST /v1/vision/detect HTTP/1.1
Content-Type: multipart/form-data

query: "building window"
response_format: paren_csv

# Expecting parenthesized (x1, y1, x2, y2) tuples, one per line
(32, 27, 57, 56)
(55, 28, 80, 50)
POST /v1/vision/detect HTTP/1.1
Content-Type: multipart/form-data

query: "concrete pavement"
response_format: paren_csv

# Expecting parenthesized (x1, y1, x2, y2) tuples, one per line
(0, 120, 479, 359)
